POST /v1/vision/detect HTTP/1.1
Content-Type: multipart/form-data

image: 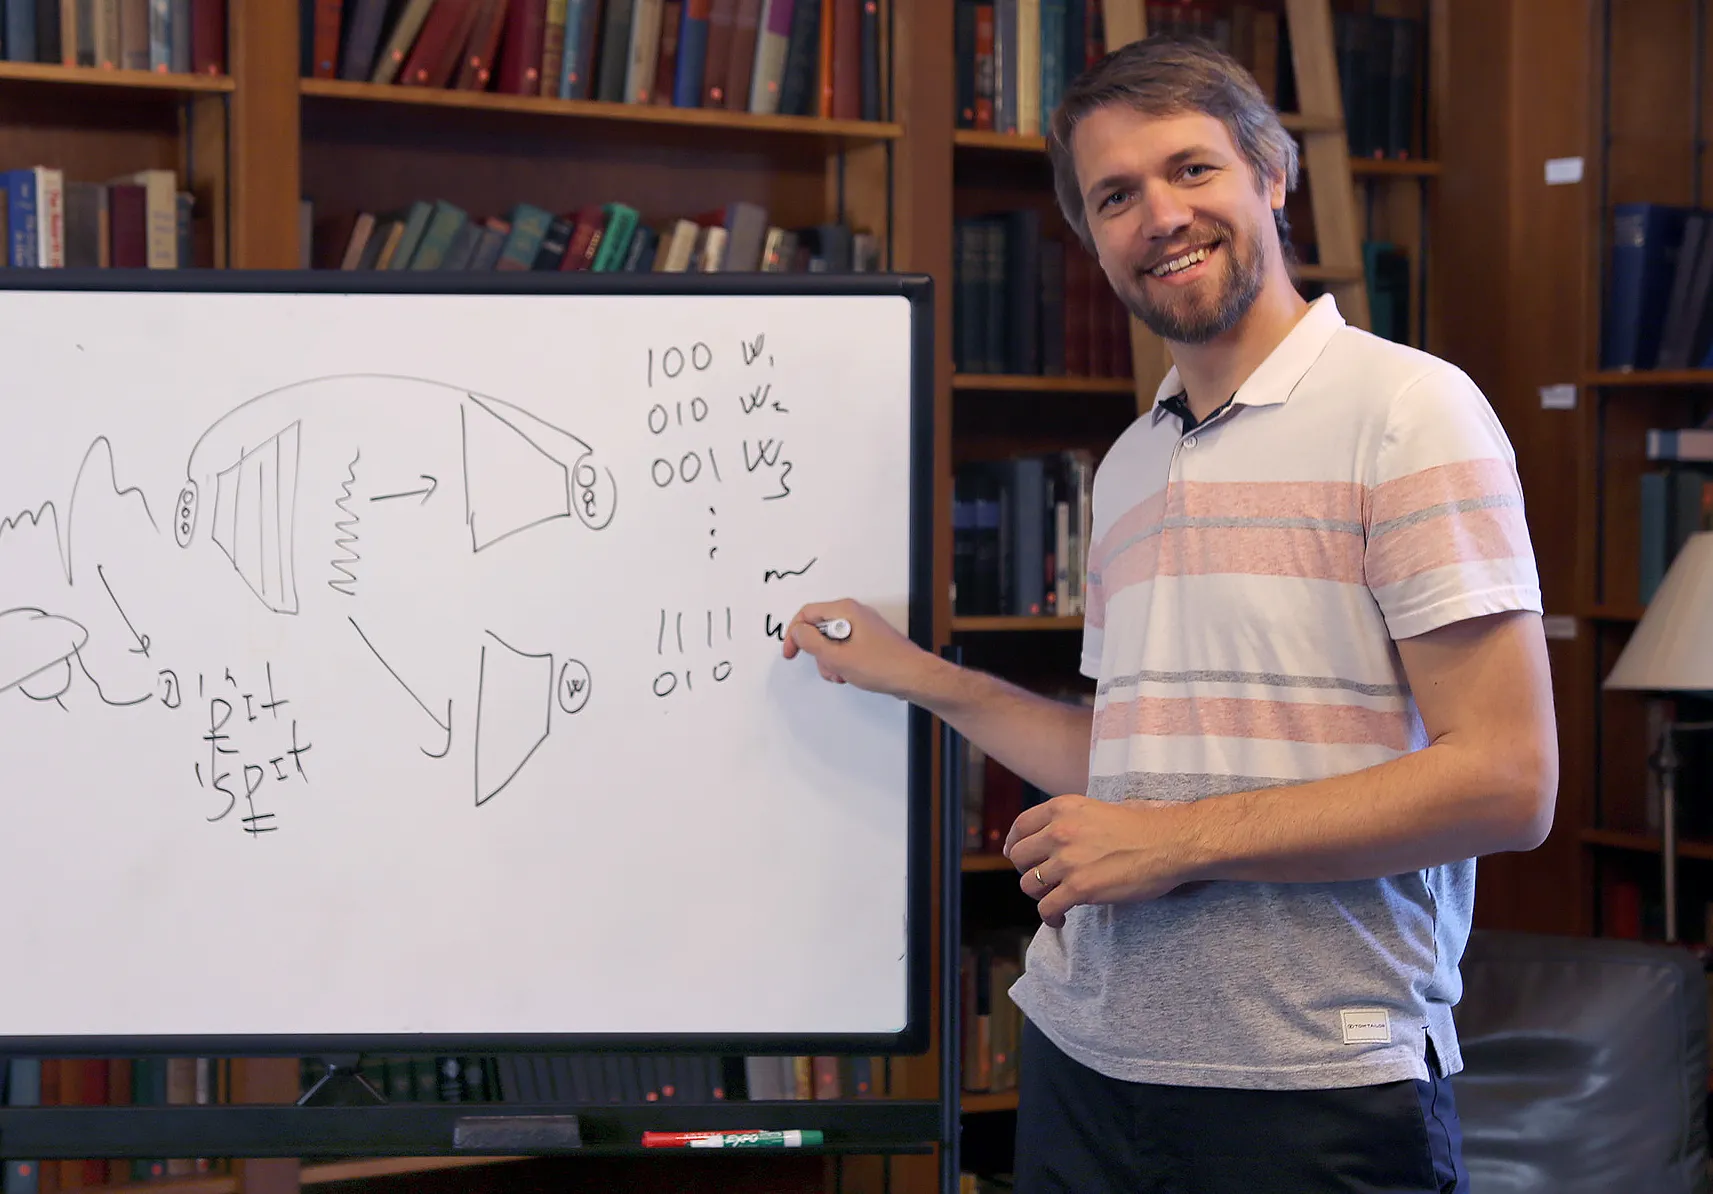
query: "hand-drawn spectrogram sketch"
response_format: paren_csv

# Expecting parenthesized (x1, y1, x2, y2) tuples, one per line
(207, 420, 301, 614)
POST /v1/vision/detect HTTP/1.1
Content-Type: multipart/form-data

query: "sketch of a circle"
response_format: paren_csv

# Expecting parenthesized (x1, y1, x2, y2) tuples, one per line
(651, 459, 673, 487)
(663, 347, 685, 378)
(174, 482, 198, 547)
(679, 452, 702, 483)
(713, 661, 733, 682)
(574, 455, 617, 530)
(691, 397, 708, 421)
(653, 672, 677, 697)
(648, 405, 668, 434)
(692, 342, 712, 370)
(557, 660, 592, 714)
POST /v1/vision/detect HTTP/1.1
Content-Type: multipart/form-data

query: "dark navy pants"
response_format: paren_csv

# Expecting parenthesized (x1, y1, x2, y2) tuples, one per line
(1014, 1017, 1467, 1193)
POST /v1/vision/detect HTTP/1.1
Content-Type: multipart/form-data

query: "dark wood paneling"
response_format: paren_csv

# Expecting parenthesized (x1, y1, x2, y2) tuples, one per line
(229, 0, 302, 267)
(300, 102, 835, 243)
(1606, 0, 1698, 207)
(0, 86, 183, 181)
(1439, 0, 1595, 937)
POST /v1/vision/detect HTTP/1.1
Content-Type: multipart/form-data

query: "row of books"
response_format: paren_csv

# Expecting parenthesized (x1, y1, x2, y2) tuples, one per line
(1639, 423, 1712, 603)
(310, 193, 879, 275)
(2, 1056, 224, 1188)
(1, 165, 191, 270)
(961, 930, 1028, 1094)
(954, 212, 1134, 379)
(0, 0, 225, 73)
(953, 0, 1109, 136)
(952, 452, 1097, 619)
(304, 1051, 888, 1105)
(304, 0, 883, 121)
(956, 731, 1065, 858)
(1602, 203, 1713, 372)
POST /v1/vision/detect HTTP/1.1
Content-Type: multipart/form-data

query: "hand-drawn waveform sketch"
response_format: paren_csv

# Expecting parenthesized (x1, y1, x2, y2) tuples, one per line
(0, 437, 164, 712)
(3, 375, 615, 826)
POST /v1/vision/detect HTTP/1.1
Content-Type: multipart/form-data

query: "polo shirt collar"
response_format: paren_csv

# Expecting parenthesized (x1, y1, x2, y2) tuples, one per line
(1149, 293, 1346, 424)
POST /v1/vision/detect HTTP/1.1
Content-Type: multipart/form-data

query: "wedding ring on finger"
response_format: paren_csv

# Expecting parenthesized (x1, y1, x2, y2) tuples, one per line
(1034, 866, 1046, 888)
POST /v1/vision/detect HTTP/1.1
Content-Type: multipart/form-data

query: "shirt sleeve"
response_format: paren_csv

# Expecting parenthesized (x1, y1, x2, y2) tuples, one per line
(1080, 562, 1105, 679)
(1363, 364, 1543, 640)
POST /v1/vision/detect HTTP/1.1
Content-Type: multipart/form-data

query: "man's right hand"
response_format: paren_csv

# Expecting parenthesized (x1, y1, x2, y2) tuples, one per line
(782, 598, 941, 702)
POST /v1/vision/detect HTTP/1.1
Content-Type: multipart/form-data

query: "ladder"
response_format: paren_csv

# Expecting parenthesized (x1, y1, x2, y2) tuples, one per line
(1104, 0, 1371, 411)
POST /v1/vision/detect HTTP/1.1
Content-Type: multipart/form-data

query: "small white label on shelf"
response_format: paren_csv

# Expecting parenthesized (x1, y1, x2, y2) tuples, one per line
(1543, 615, 1577, 640)
(1539, 383, 1577, 410)
(1545, 157, 1584, 185)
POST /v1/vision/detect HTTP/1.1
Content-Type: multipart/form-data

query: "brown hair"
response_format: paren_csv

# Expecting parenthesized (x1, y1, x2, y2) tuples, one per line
(1047, 33, 1299, 257)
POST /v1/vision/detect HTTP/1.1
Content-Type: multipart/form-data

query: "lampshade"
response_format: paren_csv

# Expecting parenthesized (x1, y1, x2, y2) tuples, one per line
(1605, 530, 1713, 692)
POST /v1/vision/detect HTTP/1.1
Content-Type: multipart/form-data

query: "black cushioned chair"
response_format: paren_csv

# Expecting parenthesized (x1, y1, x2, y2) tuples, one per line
(1452, 928, 1709, 1193)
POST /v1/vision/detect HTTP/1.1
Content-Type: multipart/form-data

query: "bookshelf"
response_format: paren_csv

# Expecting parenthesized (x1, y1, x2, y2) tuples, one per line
(1423, 0, 1713, 966)
(1572, 0, 1713, 952)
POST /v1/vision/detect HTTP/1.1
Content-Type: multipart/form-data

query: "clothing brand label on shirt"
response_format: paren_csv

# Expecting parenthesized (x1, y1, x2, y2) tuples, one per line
(1341, 1009, 1392, 1044)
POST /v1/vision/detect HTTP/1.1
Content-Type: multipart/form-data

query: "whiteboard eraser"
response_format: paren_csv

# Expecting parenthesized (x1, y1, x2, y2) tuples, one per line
(452, 1114, 583, 1151)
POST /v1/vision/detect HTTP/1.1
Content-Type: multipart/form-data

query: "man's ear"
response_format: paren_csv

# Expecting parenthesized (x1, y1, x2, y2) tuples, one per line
(1267, 168, 1287, 212)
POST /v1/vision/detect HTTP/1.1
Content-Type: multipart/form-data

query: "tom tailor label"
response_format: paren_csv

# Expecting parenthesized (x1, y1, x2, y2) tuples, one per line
(1340, 1009, 1393, 1044)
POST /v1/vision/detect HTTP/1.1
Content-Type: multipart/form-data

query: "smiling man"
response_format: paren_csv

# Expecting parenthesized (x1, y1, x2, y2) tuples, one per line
(782, 33, 1556, 1194)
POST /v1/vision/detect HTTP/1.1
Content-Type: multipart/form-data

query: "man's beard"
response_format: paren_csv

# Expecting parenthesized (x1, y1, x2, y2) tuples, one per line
(1119, 221, 1267, 345)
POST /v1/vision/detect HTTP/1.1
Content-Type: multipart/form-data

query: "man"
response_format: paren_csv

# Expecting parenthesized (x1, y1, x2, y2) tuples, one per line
(783, 33, 1556, 1194)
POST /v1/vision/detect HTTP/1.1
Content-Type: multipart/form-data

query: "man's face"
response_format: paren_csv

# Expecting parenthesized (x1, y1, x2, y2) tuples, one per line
(1071, 105, 1284, 344)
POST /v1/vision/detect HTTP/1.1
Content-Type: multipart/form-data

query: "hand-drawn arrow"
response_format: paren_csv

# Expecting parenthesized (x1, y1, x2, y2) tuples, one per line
(370, 475, 438, 504)
(348, 617, 453, 758)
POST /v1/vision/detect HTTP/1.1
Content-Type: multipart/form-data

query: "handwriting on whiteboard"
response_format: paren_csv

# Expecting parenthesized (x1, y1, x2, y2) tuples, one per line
(2, 329, 831, 838)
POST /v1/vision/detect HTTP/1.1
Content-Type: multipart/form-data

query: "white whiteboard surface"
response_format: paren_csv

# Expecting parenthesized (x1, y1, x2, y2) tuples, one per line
(0, 275, 928, 1047)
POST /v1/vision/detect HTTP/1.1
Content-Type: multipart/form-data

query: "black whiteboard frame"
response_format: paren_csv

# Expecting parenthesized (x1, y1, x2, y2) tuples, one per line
(0, 266, 939, 1063)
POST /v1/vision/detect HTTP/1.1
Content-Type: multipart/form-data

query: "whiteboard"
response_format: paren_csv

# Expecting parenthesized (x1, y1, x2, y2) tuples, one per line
(0, 270, 934, 1054)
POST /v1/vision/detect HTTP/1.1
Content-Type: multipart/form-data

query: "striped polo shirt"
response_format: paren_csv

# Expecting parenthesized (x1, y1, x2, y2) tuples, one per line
(1007, 293, 1542, 1090)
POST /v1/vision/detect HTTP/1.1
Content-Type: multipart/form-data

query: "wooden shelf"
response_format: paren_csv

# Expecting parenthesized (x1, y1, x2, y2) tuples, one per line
(1349, 158, 1441, 177)
(98, 1175, 237, 1194)
(962, 852, 1017, 873)
(0, 61, 232, 93)
(953, 130, 1046, 153)
(961, 1091, 1020, 1114)
(952, 616, 1084, 632)
(954, 373, 1137, 394)
(299, 78, 903, 143)
(1581, 828, 1713, 862)
(1583, 369, 1713, 388)
(300, 1156, 524, 1184)
(73, 1154, 526, 1193)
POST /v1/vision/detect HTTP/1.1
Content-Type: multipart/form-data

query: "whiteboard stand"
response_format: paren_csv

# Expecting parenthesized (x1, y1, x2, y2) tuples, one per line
(0, 266, 959, 1189)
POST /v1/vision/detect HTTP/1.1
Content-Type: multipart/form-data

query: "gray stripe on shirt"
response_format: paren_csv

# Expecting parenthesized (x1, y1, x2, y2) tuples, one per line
(1097, 669, 1408, 699)
(1369, 493, 1521, 538)
(1087, 771, 1307, 803)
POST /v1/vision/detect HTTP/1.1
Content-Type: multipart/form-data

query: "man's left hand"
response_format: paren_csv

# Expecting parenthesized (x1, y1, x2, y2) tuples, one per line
(1003, 794, 1192, 927)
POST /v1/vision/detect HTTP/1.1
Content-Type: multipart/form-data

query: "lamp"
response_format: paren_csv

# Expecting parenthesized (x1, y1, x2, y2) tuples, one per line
(1603, 530, 1713, 942)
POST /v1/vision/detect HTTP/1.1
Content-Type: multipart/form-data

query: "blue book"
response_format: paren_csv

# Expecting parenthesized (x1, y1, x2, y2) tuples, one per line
(3, 169, 36, 267)
(674, 2, 710, 107)
(1602, 202, 1691, 370)
(4, 0, 35, 63)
